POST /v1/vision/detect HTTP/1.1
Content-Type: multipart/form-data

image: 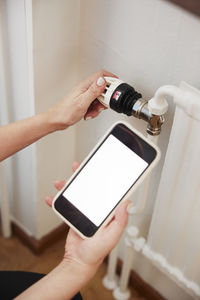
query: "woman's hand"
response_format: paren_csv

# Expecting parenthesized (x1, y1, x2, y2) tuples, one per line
(16, 161, 128, 300)
(46, 70, 117, 131)
(45, 161, 129, 275)
(0, 70, 117, 162)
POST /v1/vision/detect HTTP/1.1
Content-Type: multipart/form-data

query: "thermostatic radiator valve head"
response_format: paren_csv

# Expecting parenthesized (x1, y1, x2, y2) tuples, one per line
(98, 77, 164, 136)
(98, 77, 142, 116)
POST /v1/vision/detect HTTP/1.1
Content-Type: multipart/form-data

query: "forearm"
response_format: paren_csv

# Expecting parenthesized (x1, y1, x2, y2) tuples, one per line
(0, 71, 109, 162)
(0, 111, 61, 162)
(15, 260, 97, 300)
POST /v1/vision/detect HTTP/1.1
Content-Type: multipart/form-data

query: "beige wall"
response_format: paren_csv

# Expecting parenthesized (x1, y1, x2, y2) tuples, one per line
(32, 0, 80, 238)
(77, 0, 200, 237)
(3, 0, 38, 236)
(3, 0, 80, 238)
(3, 0, 200, 298)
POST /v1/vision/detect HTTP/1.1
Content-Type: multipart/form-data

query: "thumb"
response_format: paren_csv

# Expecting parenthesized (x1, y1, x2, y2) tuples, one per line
(82, 76, 106, 106)
(102, 201, 130, 249)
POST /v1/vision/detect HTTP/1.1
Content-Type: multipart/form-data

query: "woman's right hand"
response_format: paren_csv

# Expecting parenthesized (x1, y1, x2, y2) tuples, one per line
(46, 70, 117, 131)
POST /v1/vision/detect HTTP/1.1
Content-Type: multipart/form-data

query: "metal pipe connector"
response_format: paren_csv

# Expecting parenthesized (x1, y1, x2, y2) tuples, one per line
(132, 98, 164, 136)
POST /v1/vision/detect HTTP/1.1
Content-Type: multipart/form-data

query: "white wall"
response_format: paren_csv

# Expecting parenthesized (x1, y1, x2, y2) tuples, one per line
(76, 0, 200, 299)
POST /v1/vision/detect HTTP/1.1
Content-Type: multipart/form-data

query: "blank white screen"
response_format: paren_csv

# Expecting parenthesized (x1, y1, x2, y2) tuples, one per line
(63, 135, 148, 226)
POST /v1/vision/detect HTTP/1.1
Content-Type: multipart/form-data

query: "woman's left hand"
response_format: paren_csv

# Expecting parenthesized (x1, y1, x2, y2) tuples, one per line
(45, 161, 129, 276)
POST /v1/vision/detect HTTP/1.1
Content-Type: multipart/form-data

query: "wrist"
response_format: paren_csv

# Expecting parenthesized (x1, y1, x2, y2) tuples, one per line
(40, 107, 68, 133)
(61, 256, 99, 283)
(44, 105, 70, 132)
(16, 258, 98, 300)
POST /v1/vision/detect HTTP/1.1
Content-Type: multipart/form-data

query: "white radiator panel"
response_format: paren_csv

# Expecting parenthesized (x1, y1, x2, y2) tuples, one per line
(147, 85, 200, 296)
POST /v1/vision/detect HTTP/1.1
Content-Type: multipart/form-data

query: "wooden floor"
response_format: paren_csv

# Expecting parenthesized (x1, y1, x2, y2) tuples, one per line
(0, 232, 146, 300)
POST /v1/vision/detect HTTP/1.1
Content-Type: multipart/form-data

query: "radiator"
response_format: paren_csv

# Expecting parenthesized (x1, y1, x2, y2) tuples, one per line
(103, 82, 200, 300)
(146, 85, 200, 298)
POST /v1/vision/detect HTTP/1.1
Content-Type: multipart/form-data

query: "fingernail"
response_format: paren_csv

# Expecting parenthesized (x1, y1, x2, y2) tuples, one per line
(85, 116, 92, 121)
(97, 77, 105, 87)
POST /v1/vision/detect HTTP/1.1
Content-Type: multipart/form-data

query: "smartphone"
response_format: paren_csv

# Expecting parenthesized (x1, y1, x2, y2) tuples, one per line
(53, 122, 160, 239)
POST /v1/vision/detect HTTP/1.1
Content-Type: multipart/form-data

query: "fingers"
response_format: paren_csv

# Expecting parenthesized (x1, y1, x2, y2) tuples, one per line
(81, 70, 118, 107)
(45, 196, 54, 207)
(82, 76, 107, 108)
(103, 201, 130, 246)
(54, 161, 80, 189)
(114, 200, 130, 228)
(79, 69, 117, 91)
(72, 161, 80, 172)
(45, 180, 66, 207)
(45, 162, 80, 208)
(54, 180, 66, 190)
(84, 99, 107, 120)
